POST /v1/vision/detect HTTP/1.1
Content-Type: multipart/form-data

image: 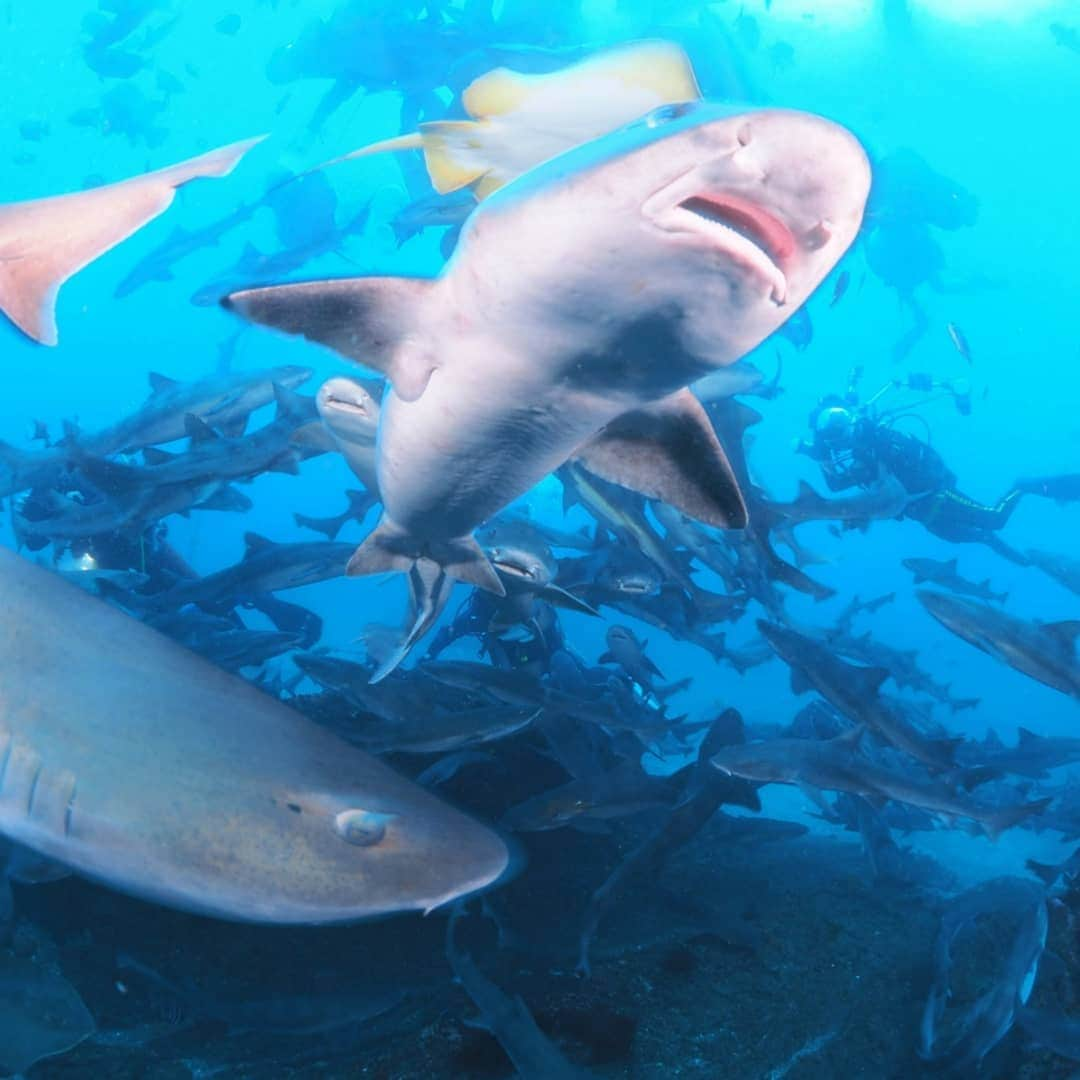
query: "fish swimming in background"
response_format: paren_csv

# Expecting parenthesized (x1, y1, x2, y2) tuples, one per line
(226, 103, 871, 595)
(310, 39, 701, 200)
(0, 136, 263, 345)
(829, 268, 850, 307)
(946, 320, 972, 364)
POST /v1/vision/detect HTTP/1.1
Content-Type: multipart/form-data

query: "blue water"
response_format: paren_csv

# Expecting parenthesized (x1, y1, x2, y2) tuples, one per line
(2, 1, 1079, 1075)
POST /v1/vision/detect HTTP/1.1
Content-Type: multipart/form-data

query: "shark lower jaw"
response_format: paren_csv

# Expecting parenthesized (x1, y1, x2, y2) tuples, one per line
(647, 187, 796, 305)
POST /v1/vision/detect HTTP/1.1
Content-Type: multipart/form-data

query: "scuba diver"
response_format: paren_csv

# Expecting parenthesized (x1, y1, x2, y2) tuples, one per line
(798, 368, 1031, 561)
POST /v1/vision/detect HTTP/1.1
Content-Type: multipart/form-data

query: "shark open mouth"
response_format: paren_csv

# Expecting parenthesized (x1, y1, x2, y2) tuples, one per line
(490, 555, 540, 582)
(674, 192, 793, 303)
(323, 394, 371, 418)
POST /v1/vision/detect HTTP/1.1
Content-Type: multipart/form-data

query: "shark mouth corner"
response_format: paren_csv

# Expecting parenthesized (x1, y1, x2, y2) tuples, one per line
(674, 192, 794, 305)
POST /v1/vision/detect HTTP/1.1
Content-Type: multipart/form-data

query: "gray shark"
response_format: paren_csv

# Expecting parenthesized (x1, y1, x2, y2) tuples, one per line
(902, 556, 1007, 603)
(920, 876, 1047, 1070)
(758, 620, 961, 772)
(225, 103, 870, 593)
(763, 475, 915, 529)
(917, 590, 1080, 700)
(315, 376, 383, 495)
(149, 534, 355, 614)
(1026, 547, 1080, 598)
(0, 137, 262, 345)
(0, 547, 507, 921)
(710, 728, 1048, 840)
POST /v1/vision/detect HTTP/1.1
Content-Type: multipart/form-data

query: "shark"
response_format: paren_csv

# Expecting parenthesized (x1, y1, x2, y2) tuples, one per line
(0, 546, 507, 922)
(226, 103, 870, 595)
(917, 590, 1080, 701)
(0, 136, 263, 345)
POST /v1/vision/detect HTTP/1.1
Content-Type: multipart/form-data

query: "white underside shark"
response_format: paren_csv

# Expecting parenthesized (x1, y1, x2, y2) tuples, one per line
(225, 103, 871, 597)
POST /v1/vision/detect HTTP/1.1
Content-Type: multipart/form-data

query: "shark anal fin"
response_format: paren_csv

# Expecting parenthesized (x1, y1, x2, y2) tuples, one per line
(574, 389, 748, 529)
(223, 276, 437, 401)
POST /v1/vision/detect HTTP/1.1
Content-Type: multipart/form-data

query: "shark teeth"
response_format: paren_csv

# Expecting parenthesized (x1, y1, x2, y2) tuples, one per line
(669, 194, 790, 305)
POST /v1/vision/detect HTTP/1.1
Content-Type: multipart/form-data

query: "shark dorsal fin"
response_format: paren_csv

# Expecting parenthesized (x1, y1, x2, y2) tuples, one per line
(855, 665, 890, 695)
(1017, 726, 1038, 744)
(224, 277, 438, 402)
(243, 532, 278, 558)
(142, 446, 177, 466)
(149, 371, 178, 394)
(273, 382, 316, 423)
(184, 413, 220, 442)
(834, 725, 865, 750)
(1045, 620, 1080, 647)
(790, 668, 813, 696)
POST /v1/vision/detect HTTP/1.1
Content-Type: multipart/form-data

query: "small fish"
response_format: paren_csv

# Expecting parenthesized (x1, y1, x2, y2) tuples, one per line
(829, 269, 850, 307)
(946, 321, 972, 364)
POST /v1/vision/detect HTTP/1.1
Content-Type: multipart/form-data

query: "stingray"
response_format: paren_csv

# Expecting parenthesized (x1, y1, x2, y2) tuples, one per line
(311, 39, 701, 199)
(0, 547, 508, 922)
(0, 953, 95, 1073)
(0, 135, 263, 345)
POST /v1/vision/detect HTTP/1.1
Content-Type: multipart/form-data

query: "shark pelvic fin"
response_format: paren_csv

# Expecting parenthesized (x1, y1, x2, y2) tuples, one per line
(0, 135, 264, 346)
(223, 277, 437, 401)
(574, 388, 748, 529)
(347, 519, 505, 596)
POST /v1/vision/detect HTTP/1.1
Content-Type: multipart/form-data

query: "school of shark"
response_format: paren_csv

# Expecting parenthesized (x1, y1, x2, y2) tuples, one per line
(0, 3, 1078, 1077)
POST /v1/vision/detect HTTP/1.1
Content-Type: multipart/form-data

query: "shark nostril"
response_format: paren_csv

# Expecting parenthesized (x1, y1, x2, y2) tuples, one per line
(736, 123, 752, 147)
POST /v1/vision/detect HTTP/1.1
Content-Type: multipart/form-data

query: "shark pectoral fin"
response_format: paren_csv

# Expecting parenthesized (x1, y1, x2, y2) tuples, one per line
(291, 422, 337, 451)
(536, 582, 601, 617)
(222, 276, 437, 401)
(1045, 620, 1080, 648)
(0, 136, 263, 346)
(574, 390, 748, 529)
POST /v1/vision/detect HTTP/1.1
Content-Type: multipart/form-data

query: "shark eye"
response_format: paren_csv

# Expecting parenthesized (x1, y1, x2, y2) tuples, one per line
(644, 102, 697, 128)
(334, 809, 393, 847)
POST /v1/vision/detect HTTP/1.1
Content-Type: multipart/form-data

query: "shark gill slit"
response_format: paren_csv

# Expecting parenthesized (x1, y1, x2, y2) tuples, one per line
(25, 762, 43, 817)
(64, 783, 77, 837)
(0, 734, 13, 793)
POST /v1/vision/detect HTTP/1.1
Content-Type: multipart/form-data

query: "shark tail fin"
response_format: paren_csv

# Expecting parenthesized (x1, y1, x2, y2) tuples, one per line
(983, 797, 1051, 842)
(347, 518, 505, 597)
(0, 136, 264, 346)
